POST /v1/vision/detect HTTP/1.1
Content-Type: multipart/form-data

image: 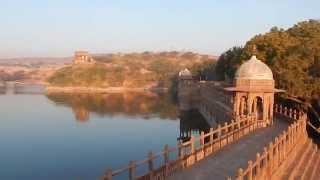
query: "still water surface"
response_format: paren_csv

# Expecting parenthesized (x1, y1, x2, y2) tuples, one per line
(0, 85, 209, 179)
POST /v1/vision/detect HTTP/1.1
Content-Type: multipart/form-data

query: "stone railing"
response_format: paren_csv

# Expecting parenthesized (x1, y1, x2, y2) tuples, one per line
(234, 106, 308, 180)
(274, 104, 304, 121)
(103, 115, 266, 180)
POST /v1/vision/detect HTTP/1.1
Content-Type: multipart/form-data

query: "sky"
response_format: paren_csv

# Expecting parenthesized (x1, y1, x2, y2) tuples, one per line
(0, 0, 319, 58)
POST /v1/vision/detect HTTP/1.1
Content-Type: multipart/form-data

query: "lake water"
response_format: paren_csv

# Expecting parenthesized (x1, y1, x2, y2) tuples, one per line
(0, 85, 207, 180)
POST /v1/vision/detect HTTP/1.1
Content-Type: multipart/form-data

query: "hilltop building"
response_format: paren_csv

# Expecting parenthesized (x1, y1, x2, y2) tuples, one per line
(178, 55, 284, 127)
(178, 68, 193, 80)
(73, 51, 95, 64)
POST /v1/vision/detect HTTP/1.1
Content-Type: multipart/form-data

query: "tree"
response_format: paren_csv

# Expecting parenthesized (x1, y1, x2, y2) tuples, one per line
(201, 19, 320, 99)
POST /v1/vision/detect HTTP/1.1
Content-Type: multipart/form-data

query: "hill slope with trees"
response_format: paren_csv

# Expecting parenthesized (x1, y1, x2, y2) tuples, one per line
(212, 20, 320, 100)
(47, 51, 216, 90)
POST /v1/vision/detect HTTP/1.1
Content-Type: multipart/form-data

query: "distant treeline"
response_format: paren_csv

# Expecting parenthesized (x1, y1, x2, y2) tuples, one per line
(0, 70, 27, 81)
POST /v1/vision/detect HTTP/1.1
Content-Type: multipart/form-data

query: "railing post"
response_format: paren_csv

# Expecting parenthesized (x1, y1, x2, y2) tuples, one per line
(164, 144, 169, 164)
(293, 109, 297, 119)
(263, 147, 268, 178)
(224, 122, 228, 145)
(148, 150, 154, 179)
(280, 135, 284, 162)
(190, 135, 195, 163)
(284, 107, 288, 116)
(104, 169, 113, 180)
(268, 142, 274, 175)
(217, 125, 222, 149)
(274, 137, 279, 168)
(163, 144, 169, 176)
(177, 141, 182, 158)
(200, 131, 205, 147)
(256, 153, 261, 176)
(248, 160, 253, 180)
(231, 120, 235, 143)
(289, 108, 293, 118)
(129, 161, 135, 180)
(287, 126, 291, 148)
(209, 128, 214, 153)
(238, 120, 242, 137)
(282, 131, 287, 158)
(200, 131, 205, 156)
(299, 111, 303, 120)
(237, 168, 244, 180)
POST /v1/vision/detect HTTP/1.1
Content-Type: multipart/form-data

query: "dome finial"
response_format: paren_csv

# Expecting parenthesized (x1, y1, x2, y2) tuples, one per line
(252, 44, 257, 56)
(250, 44, 258, 61)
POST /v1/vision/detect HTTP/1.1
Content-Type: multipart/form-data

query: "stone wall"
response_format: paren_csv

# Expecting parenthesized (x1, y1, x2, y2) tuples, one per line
(178, 80, 234, 126)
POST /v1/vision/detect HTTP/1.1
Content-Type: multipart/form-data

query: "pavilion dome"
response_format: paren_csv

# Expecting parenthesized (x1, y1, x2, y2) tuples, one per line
(235, 55, 273, 80)
(179, 68, 192, 77)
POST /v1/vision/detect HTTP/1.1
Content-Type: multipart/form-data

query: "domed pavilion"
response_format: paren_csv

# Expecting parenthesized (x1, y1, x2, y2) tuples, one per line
(225, 55, 284, 125)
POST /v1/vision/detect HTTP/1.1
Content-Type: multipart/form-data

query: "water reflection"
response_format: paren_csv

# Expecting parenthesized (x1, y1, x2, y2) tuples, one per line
(46, 92, 211, 141)
(178, 110, 210, 141)
(0, 83, 45, 95)
(46, 92, 179, 122)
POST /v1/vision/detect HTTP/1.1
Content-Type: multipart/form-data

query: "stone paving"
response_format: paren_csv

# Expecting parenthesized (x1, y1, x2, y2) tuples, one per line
(169, 118, 290, 180)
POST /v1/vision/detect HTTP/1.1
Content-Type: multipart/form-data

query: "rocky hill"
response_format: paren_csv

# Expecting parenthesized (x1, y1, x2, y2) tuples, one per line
(47, 51, 216, 89)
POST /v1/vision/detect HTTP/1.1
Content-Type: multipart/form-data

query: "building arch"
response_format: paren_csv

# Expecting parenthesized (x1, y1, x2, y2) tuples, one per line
(254, 96, 263, 120)
(239, 96, 248, 116)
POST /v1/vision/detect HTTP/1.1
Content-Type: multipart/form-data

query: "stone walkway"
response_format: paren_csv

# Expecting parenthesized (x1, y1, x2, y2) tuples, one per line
(169, 118, 290, 180)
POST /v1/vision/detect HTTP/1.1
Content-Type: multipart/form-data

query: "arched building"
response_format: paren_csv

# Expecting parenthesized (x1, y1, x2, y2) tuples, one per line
(178, 55, 284, 127)
(225, 55, 284, 125)
(74, 51, 95, 64)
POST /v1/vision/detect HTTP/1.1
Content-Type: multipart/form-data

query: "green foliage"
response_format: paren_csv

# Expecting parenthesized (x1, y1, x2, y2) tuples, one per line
(190, 60, 217, 80)
(208, 19, 320, 99)
(47, 64, 109, 87)
(215, 47, 244, 80)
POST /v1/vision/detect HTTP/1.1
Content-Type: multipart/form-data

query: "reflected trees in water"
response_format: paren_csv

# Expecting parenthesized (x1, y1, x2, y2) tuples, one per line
(46, 92, 179, 122)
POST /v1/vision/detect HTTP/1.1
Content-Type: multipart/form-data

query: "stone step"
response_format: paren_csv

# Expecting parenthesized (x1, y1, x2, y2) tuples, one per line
(274, 138, 309, 180)
(305, 151, 320, 180)
(288, 139, 314, 180)
(299, 144, 317, 180)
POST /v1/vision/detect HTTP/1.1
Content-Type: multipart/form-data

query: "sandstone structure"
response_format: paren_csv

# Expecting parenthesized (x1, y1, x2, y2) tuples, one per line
(178, 55, 284, 127)
(73, 51, 95, 64)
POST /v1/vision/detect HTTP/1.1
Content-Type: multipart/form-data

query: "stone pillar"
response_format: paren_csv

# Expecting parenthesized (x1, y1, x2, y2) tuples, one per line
(252, 98, 257, 116)
(263, 94, 268, 123)
(269, 94, 274, 124)
(240, 97, 244, 116)
(235, 93, 240, 116)
(248, 94, 254, 116)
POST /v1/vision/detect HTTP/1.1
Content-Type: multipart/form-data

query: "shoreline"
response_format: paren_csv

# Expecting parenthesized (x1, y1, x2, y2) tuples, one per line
(45, 86, 168, 93)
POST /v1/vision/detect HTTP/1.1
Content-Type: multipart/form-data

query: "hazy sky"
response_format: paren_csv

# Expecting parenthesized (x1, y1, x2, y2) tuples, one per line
(0, 0, 319, 58)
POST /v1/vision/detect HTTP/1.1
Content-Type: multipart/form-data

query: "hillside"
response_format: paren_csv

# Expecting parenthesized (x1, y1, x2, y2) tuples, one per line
(0, 57, 71, 83)
(47, 51, 216, 89)
(210, 20, 320, 99)
(0, 57, 71, 65)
